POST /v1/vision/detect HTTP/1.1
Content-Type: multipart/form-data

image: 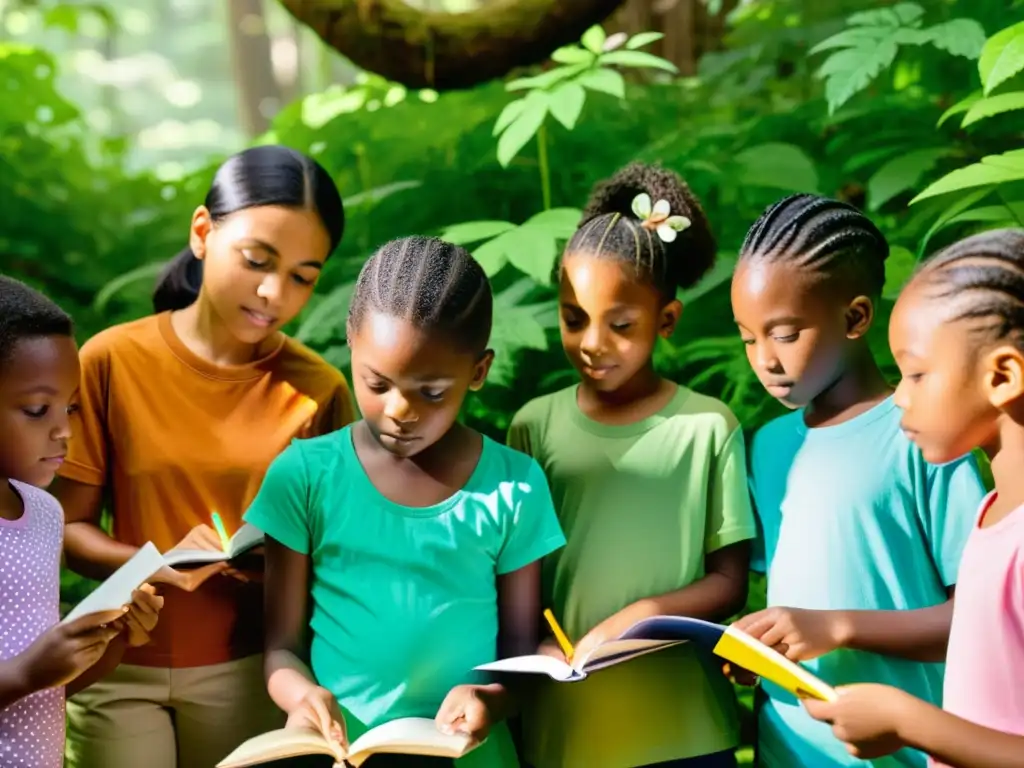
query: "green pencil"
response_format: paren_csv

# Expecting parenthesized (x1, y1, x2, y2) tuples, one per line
(210, 512, 231, 552)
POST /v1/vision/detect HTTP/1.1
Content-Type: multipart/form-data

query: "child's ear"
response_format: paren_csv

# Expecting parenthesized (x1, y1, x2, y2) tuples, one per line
(984, 346, 1024, 409)
(658, 298, 683, 339)
(468, 350, 495, 392)
(845, 296, 874, 339)
(189, 206, 213, 260)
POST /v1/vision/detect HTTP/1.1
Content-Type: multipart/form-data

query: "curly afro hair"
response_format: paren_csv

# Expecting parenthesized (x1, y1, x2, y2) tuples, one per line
(563, 162, 717, 297)
(0, 275, 73, 373)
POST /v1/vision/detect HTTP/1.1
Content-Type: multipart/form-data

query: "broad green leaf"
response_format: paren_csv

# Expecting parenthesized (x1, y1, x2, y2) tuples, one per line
(441, 220, 516, 245)
(678, 254, 736, 306)
(924, 19, 986, 59)
(504, 226, 559, 284)
(496, 91, 548, 167)
(937, 91, 981, 127)
(911, 150, 1024, 203)
(917, 187, 995, 255)
(733, 143, 820, 193)
(599, 50, 678, 73)
(962, 92, 1024, 127)
(847, 4, 924, 29)
(492, 98, 526, 136)
(576, 68, 626, 99)
(626, 32, 665, 50)
(523, 207, 582, 236)
(551, 46, 594, 65)
(505, 64, 589, 92)
(867, 148, 953, 210)
(547, 83, 586, 130)
(295, 282, 355, 344)
(947, 203, 1024, 226)
(979, 21, 1024, 95)
(882, 245, 918, 299)
(581, 25, 607, 55)
(810, 26, 893, 56)
(842, 145, 905, 175)
(472, 237, 509, 275)
(344, 180, 422, 209)
(818, 42, 899, 114)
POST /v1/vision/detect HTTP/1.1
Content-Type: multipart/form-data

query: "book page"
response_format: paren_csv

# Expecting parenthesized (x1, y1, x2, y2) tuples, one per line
(579, 639, 681, 672)
(718, 627, 837, 702)
(227, 523, 264, 557)
(62, 542, 165, 625)
(347, 718, 474, 767)
(216, 728, 340, 768)
(163, 524, 265, 567)
(474, 655, 582, 681)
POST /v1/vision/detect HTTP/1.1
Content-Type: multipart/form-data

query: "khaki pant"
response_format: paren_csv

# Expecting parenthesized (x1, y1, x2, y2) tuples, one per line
(65, 654, 285, 768)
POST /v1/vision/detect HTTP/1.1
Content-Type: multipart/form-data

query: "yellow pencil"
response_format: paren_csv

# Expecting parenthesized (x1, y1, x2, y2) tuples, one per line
(210, 512, 231, 552)
(544, 608, 574, 662)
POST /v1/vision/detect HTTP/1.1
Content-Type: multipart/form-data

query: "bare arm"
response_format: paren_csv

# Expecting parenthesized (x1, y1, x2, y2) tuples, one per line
(264, 537, 319, 713)
(736, 587, 955, 664)
(639, 542, 751, 621)
(52, 477, 138, 580)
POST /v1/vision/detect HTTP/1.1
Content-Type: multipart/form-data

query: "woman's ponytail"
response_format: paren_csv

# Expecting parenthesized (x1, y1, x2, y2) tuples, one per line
(153, 248, 203, 313)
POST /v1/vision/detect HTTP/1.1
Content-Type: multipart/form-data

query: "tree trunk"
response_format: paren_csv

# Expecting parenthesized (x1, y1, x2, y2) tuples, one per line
(227, 0, 283, 137)
(280, 0, 629, 90)
(609, 0, 737, 75)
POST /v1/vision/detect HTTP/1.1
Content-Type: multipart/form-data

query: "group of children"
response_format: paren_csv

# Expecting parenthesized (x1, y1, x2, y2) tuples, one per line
(0, 143, 1021, 768)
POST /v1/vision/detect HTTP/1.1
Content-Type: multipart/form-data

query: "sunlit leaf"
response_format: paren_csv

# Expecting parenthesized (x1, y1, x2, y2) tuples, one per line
(911, 149, 1024, 203)
(504, 226, 559, 284)
(962, 92, 1024, 127)
(493, 98, 527, 136)
(550, 46, 594, 65)
(581, 25, 607, 55)
(547, 83, 586, 130)
(505, 64, 589, 92)
(937, 91, 981, 127)
(576, 68, 626, 99)
(626, 32, 665, 50)
(496, 91, 548, 167)
(522, 207, 582, 236)
(599, 50, 678, 74)
(344, 180, 422, 209)
(924, 19, 986, 59)
(979, 20, 1024, 95)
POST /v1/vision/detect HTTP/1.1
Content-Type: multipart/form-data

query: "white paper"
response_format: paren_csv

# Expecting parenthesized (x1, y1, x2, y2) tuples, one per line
(62, 542, 165, 624)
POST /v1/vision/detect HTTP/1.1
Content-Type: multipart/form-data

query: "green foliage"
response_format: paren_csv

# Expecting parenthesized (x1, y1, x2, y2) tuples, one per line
(811, 2, 985, 114)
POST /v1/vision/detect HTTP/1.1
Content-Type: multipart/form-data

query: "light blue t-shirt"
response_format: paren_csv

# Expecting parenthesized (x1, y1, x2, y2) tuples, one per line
(244, 425, 566, 768)
(749, 397, 985, 768)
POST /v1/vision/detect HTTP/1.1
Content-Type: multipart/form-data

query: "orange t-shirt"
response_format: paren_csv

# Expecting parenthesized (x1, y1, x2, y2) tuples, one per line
(60, 312, 356, 668)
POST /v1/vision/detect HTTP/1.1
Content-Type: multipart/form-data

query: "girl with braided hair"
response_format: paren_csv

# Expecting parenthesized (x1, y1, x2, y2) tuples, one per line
(509, 162, 757, 767)
(730, 196, 986, 768)
(803, 229, 1024, 768)
(246, 236, 565, 767)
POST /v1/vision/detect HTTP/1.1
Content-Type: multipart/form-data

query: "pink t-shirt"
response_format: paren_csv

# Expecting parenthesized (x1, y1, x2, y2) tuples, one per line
(0, 480, 65, 767)
(937, 492, 1024, 767)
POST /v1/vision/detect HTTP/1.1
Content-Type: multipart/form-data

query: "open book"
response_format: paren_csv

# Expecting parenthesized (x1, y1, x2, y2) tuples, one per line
(162, 523, 264, 568)
(476, 615, 836, 702)
(62, 542, 166, 624)
(216, 717, 477, 768)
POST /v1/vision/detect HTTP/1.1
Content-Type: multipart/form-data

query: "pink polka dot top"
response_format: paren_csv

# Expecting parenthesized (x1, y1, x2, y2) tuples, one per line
(0, 480, 65, 768)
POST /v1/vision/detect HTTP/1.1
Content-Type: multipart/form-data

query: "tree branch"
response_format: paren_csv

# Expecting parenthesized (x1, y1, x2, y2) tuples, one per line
(280, 0, 628, 90)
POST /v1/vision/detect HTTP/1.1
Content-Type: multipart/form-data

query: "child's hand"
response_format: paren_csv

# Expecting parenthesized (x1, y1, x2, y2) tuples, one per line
(435, 684, 501, 743)
(24, 609, 126, 690)
(803, 684, 914, 759)
(573, 602, 651, 664)
(119, 585, 164, 647)
(733, 607, 850, 661)
(150, 561, 230, 592)
(286, 686, 347, 752)
(537, 637, 566, 662)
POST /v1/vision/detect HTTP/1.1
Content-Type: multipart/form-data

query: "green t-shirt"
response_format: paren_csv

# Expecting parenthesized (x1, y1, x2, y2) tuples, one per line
(244, 425, 566, 768)
(508, 385, 757, 767)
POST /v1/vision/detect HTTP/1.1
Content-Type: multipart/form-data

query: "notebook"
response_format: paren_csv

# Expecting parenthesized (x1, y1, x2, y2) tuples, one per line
(61, 542, 166, 624)
(476, 615, 836, 701)
(162, 523, 265, 568)
(216, 717, 477, 768)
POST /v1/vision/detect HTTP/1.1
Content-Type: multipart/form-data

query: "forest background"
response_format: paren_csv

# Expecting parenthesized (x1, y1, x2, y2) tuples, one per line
(3, 0, 1024, 760)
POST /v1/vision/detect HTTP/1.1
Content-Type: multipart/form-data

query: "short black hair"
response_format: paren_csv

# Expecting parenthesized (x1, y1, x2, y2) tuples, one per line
(912, 228, 1024, 346)
(739, 194, 889, 297)
(0, 275, 74, 372)
(563, 162, 716, 298)
(347, 236, 492, 355)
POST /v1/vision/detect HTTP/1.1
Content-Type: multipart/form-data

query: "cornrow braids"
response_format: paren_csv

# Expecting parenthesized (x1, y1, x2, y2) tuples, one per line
(739, 194, 890, 297)
(347, 236, 493, 355)
(911, 228, 1024, 346)
(563, 162, 716, 298)
(0, 275, 73, 372)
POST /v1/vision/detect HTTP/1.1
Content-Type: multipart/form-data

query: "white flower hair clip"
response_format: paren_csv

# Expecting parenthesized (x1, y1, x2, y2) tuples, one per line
(631, 193, 691, 243)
